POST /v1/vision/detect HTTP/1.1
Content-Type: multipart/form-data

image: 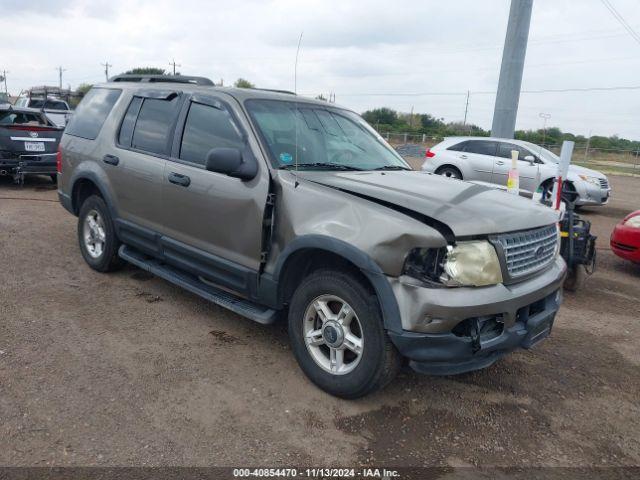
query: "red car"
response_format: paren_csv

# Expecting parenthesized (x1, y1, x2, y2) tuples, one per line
(610, 211, 640, 263)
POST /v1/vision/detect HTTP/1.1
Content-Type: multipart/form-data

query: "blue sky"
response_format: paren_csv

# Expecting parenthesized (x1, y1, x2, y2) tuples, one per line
(1, 0, 639, 139)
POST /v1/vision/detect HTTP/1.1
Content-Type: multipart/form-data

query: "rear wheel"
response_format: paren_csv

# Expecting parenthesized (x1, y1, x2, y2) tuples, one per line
(77, 195, 123, 272)
(436, 166, 462, 179)
(288, 269, 401, 398)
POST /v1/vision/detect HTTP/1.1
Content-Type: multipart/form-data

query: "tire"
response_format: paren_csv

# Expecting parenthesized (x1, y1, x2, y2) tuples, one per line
(77, 194, 124, 272)
(436, 166, 462, 180)
(50, 174, 57, 184)
(288, 269, 401, 398)
(564, 264, 586, 292)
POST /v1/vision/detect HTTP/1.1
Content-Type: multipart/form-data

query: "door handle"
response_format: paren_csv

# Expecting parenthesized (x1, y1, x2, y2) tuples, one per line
(102, 154, 120, 166)
(168, 172, 191, 187)
(496, 160, 505, 166)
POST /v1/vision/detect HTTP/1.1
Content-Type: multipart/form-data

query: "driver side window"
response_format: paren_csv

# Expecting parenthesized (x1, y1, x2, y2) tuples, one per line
(179, 102, 244, 166)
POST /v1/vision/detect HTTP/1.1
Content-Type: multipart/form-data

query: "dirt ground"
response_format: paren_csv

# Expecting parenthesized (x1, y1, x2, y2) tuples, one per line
(0, 173, 639, 471)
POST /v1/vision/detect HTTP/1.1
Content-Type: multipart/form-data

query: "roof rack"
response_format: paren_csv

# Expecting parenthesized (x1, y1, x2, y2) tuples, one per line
(109, 74, 215, 86)
(249, 87, 296, 96)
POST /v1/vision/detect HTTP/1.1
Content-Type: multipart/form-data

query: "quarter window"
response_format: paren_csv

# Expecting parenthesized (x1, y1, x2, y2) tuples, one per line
(131, 96, 181, 155)
(447, 141, 468, 152)
(179, 102, 244, 165)
(65, 88, 121, 140)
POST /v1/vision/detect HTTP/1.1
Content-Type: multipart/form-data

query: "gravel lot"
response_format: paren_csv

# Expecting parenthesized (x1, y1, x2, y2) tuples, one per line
(0, 173, 639, 470)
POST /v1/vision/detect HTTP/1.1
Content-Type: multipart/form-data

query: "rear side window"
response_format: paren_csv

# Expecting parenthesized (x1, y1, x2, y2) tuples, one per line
(65, 88, 121, 140)
(131, 97, 180, 155)
(179, 102, 244, 165)
(465, 140, 497, 156)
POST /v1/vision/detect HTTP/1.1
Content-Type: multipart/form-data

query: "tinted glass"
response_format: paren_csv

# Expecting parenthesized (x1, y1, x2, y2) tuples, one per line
(447, 141, 468, 152)
(180, 102, 244, 165)
(118, 97, 143, 147)
(65, 88, 121, 140)
(44, 100, 68, 110)
(131, 97, 180, 155)
(465, 140, 497, 156)
(497, 143, 534, 160)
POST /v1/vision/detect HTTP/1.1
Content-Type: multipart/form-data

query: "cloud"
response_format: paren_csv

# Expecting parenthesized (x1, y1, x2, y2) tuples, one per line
(0, 0, 639, 139)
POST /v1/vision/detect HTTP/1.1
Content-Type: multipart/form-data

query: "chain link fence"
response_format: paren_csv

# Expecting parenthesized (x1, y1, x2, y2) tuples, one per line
(381, 132, 640, 176)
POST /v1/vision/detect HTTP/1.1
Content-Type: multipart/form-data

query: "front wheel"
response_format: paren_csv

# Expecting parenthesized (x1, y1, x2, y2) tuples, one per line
(288, 269, 401, 398)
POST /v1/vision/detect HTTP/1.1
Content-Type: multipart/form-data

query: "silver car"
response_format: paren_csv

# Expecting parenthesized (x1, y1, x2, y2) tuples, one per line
(58, 76, 566, 398)
(422, 136, 611, 206)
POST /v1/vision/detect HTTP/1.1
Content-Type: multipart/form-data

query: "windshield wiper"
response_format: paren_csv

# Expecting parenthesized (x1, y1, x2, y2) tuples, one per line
(371, 165, 412, 171)
(279, 162, 364, 171)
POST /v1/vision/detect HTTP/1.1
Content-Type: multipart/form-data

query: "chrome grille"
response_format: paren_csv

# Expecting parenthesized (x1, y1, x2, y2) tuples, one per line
(494, 225, 558, 279)
(599, 178, 609, 189)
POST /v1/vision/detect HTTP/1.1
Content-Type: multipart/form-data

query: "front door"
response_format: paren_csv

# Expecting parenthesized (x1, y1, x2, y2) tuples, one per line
(161, 94, 269, 294)
(492, 142, 542, 195)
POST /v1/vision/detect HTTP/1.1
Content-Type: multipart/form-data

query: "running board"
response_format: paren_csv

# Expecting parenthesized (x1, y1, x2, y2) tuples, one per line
(118, 245, 277, 325)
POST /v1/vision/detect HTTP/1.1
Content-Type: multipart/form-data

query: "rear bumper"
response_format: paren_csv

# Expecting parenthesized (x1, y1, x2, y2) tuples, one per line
(387, 256, 566, 375)
(0, 153, 57, 175)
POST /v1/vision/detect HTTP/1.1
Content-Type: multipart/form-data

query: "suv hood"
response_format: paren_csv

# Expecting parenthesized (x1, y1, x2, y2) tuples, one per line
(297, 170, 558, 238)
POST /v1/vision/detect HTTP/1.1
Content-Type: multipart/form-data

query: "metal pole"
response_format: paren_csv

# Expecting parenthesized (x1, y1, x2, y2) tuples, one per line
(1, 70, 8, 95)
(491, 0, 533, 139)
(463, 90, 470, 126)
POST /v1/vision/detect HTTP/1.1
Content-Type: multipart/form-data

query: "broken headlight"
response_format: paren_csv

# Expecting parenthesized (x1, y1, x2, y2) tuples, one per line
(403, 241, 503, 287)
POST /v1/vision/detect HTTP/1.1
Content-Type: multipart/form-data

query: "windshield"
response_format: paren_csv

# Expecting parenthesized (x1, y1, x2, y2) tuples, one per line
(246, 99, 410, 171)
(521, 141, 559, 163)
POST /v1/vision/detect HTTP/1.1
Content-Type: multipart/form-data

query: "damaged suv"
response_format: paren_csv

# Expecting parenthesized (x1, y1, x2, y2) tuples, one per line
(58, 75, 566, 398)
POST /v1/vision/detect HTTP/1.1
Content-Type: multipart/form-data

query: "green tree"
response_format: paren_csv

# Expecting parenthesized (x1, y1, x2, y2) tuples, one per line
(362, 107, 398, 126)
(234, 78, 255, 88)
(76, 83, 93, 97)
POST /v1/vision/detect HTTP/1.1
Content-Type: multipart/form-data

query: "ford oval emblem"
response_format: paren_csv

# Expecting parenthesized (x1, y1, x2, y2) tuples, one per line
(29, 131, 38, 138)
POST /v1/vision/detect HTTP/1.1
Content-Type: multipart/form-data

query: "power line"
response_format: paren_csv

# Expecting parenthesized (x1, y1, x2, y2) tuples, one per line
(600, 0, 640, 45)
(332, 84, 640, 97)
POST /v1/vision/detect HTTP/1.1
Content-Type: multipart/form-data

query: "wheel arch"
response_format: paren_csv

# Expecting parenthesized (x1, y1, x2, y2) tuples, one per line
(69, 171, 117, 218)
(435, 164, 463, 179)
(268, 235, 403, 334)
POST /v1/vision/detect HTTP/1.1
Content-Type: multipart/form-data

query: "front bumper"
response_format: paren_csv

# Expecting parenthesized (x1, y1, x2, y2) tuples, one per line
(387, 256, 566, 375)
(575, 181, 611, 206)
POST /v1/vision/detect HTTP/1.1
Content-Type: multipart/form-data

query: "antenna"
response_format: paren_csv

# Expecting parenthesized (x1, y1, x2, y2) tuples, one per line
(293, 31, 303, 182)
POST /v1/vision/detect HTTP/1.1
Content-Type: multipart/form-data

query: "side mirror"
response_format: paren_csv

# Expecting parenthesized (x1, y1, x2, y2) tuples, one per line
(205, 147, 258, 181)
(524, 155, 535, 165)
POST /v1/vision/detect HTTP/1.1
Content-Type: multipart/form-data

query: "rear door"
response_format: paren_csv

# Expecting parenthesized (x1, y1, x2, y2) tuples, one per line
(160, 93, 269, 293)
(457, 139, 497, 183)
(492, 142, 541, 194)
(109, 90, 184, 249)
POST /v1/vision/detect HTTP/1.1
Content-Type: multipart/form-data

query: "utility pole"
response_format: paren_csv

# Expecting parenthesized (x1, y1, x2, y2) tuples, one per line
(491, 0, 533, 139)
(0, 69, 8, 95)
(169, 59, 181, 75)
(463, 90, 470, 126)
(56, 66, 66, 89)
(101, 61, 112, 81)
(539, 112, 551, 147)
